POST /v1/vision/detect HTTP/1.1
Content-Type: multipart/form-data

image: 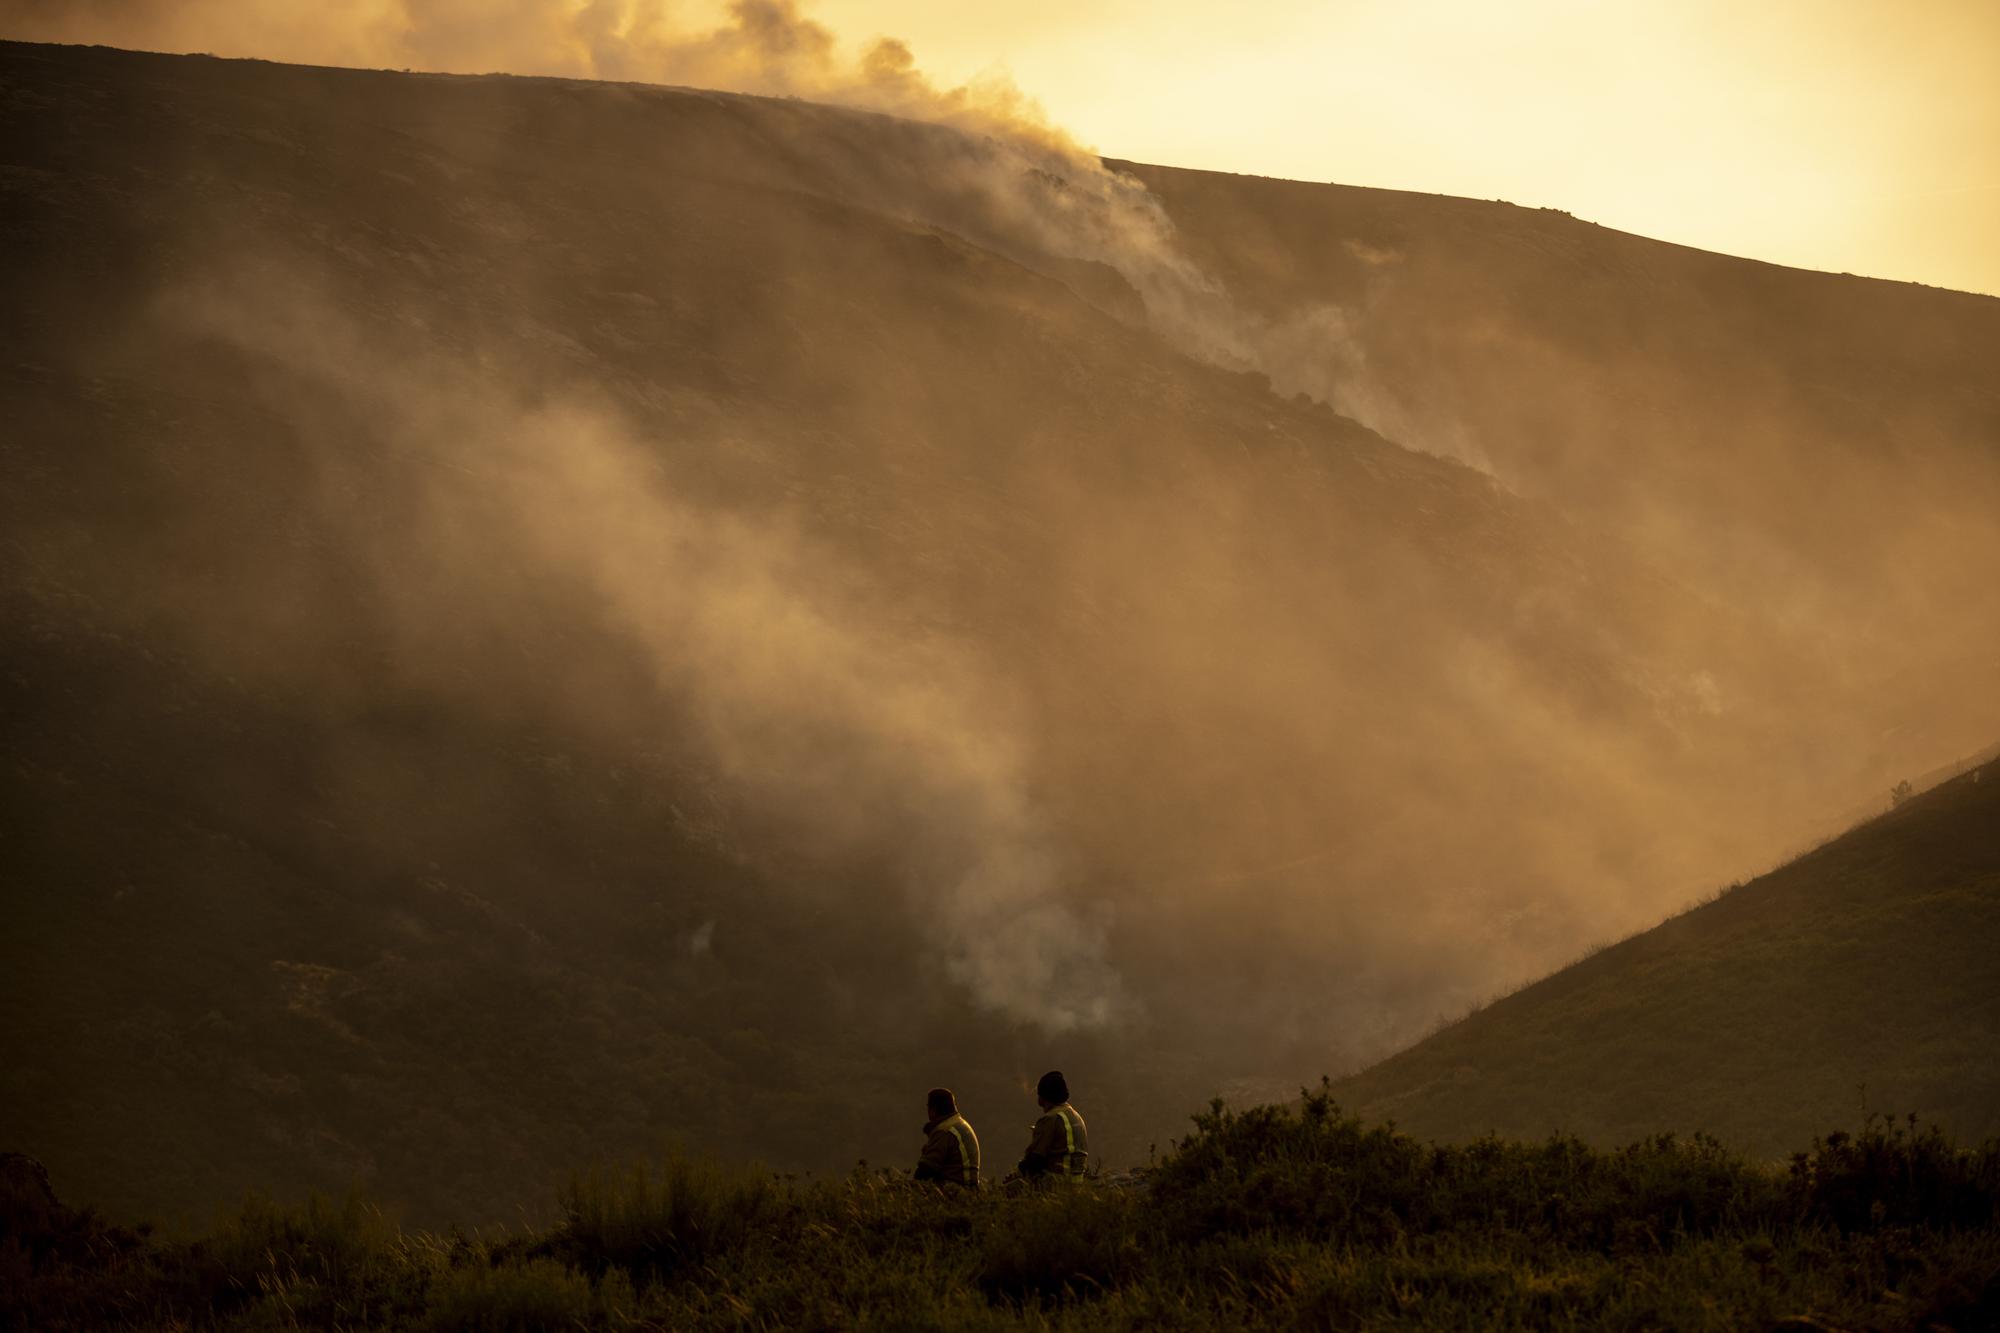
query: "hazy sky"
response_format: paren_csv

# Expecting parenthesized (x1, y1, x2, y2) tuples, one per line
(809, 0, 2000, 297)
(5, 0, 1996, 295)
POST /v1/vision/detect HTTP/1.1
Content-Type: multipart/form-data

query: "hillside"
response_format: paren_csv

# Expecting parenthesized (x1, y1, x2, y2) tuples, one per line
(1332, 756, 2000, 1156)
(1120, 160, 2000, 803)
(2, 39, 1996, 1227)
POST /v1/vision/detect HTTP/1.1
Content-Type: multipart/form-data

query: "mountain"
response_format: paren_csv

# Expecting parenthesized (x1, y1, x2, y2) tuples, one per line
(1331, 755, 2000, 1156)
(2, 40, 1995, 1225)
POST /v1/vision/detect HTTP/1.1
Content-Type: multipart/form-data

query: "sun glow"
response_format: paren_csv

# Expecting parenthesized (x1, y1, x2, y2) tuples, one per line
(814, 0, 2000, 296)
(2, 0, 1993, 290)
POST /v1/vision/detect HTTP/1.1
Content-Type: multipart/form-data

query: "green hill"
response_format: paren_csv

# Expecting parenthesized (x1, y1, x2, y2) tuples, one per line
(1332, 756, 2000, 1157)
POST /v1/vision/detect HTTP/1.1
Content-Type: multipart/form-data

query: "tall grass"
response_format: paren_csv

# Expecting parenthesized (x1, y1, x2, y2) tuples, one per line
(550, 1151, 779, 1285)
(179, 1189, 442, 1327)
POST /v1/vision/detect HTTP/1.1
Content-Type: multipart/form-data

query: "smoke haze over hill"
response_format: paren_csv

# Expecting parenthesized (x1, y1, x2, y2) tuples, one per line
(0, 0, 1376, 400)
(145, 266, 1125, 1031)
(1, 32, 1996, 1223)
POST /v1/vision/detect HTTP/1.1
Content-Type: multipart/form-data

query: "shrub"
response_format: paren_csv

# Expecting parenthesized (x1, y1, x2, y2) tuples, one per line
(1544, 1131, 1780, 1249)
(1789, 1116, 2000, 1232)
(1149, 1082, 1782, 1252)
(1148, 1085, 1431, 1244)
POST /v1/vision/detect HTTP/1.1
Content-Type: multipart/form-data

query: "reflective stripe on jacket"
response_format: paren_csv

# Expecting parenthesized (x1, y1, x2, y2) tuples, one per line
(1019, 1102, 1089, 1181)
(916, 1113, 980, 1187)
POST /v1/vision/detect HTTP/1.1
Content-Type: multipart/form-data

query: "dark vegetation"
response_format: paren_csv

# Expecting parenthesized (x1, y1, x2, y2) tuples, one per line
(8, 1092, 1999, 1330)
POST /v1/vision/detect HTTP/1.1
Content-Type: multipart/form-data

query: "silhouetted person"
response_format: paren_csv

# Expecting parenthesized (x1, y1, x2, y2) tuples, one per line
(1017, 1069, 1089, 1183)
(914, 1087, 980, 1188)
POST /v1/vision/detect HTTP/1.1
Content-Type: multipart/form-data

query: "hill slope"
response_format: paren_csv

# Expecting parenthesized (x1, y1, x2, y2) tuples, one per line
(1331, 757, 2000, 1156)
(1121, 160, 2000, 799)
(0, 40, 1719, 1222)
(1, 41, 1995, 1224)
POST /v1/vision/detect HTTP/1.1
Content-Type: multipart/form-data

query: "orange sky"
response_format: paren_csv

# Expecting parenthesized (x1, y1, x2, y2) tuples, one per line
(813, 0, 2000, 297)
(5, 0, 1996, 295)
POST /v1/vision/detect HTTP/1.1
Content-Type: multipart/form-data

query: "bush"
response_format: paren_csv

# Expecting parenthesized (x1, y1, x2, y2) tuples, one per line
(1149, 1082, 1782, 1251)
(1148, 1085, 1431, 1244)
(1539, 1130, 1780, 1249)
(1790, 1115, 2000, 1232)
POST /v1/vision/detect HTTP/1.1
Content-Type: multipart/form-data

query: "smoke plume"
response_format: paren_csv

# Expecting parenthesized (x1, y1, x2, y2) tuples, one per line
(0, 0, 1369, 418)
(6, 9, 1992, 1066)
(143, 262, 1129, 1031)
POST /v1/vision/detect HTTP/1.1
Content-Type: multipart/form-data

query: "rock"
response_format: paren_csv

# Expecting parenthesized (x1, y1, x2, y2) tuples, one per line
(0, 1153, 60, 1242)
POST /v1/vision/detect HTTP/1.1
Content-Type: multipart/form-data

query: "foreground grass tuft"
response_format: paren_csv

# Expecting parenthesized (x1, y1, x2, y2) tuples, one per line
(548, 1153, 780, 1285)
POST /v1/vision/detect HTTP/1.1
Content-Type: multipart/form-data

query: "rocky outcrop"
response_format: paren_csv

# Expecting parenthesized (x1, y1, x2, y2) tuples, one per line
(1, 1152, 62, 1285)
(1, 1153, 58, 1233)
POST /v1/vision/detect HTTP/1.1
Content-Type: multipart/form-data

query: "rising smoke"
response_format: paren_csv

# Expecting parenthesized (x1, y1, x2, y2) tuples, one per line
(5, 0, 1994, 1071)
(142, 261, 1131, 1032)
(0, 0, 1375, 419)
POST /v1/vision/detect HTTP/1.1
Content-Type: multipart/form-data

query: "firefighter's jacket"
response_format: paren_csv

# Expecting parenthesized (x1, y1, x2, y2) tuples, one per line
(915, 1112, 980, 1187)
(1018, 1102, 1089, 1181)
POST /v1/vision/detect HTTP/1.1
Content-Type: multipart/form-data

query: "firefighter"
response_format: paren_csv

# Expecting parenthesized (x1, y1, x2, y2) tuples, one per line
(1017, 1070, 1088, 1183)
(914, 1087, 981, 1188)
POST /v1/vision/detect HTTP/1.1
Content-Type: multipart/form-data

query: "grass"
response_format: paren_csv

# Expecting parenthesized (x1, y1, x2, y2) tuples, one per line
(1331, 761, 2000, 1160)
(8, 1086, 1997, 1330)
